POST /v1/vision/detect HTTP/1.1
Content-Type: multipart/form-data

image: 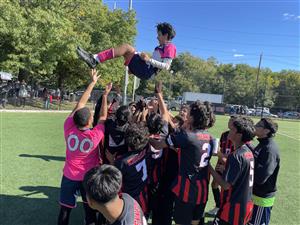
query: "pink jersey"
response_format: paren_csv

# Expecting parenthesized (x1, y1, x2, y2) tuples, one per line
(152, 42, 177, 61)
(63, 116, 105, 181)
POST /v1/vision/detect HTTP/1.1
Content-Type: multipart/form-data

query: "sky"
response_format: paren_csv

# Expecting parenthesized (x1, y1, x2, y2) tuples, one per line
(103, 0, 299, 72)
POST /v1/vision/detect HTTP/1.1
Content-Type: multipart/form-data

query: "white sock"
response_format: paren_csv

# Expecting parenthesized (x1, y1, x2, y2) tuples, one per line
(93, 54, 100, 63)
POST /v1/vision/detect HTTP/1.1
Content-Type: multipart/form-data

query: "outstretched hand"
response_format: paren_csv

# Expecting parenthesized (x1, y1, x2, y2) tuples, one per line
(155, 81, 163, 94)
(89, 69, 101, 83)
(140, 52, 150, 62)
(104, 82, 113, 95)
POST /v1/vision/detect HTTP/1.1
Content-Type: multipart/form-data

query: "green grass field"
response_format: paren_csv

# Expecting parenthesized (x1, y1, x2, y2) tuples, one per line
(1, 112, 300, 225)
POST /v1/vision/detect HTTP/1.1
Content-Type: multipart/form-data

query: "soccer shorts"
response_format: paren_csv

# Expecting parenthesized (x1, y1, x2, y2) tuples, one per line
(248, 205, 272, 225)
(59, 175, 87, 208)
(174, 198, 206, 224)
(127, 54, 158, 80)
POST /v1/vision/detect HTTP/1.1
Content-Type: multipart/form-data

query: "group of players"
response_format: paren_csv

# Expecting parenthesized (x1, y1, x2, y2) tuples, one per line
(57, 22, 280, 225)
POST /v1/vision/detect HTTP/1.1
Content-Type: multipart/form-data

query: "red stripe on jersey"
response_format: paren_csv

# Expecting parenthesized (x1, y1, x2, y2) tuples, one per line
(244, 201, 254, 224)
(138, 190, 147, 213)
(234, 203, 240, 225)
(172, 175, 182, 197)
(178, 148, 181, 167)
(202, 179, 207, 203)
(196, 180, 202, 204)
(220, 203, 230, 222)
(220, 189, 224, 207)
(183, 178, 190, 202)
(226, 188, 232, 203)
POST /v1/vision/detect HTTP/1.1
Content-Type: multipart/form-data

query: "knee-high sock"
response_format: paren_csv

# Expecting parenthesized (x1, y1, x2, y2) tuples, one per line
(95, 48, 114, 63)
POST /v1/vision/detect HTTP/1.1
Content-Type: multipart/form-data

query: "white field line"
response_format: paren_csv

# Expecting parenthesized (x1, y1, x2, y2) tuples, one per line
(277, 132, 300, 142)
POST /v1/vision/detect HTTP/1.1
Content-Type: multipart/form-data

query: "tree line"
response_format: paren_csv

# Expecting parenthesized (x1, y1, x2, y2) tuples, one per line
(1, 1, 299, 111)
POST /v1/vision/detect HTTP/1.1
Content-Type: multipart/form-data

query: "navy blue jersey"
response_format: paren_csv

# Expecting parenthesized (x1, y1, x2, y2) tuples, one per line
(114, 147, 149, 213)
(217, 144, 254, 225)
(110, 193, 147, 225)
(166, 129, 215, 204)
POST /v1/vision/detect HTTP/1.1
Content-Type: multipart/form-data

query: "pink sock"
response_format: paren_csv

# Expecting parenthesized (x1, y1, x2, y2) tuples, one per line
(96, 48, 115, 63)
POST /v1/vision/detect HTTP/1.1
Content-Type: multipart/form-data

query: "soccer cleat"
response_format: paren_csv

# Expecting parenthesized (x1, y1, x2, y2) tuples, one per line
(76, 46, 98, 69)
(207, 207, 219, 216)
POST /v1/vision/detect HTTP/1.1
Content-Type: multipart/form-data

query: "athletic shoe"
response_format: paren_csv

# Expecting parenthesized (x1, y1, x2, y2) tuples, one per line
(207, 207, 219, 216)
(77, 46, 98, 69)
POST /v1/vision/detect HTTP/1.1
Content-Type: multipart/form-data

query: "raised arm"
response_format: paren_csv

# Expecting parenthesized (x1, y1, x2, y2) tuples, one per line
(98, 83, 112, 124)
(155, 81, 169, 122)
(70, 69, 100, 116)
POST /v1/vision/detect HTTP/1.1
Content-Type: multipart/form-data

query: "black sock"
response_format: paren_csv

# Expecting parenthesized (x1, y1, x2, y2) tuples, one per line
(212, 188, 220, 208)
(57, 206, 72, 225)
(83, 203, 97, 225)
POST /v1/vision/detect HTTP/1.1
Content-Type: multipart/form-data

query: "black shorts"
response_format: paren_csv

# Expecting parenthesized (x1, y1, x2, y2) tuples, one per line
(174, 198, 206, 224)
(59, 176, 87, 208)
(128, 54, 158, 80)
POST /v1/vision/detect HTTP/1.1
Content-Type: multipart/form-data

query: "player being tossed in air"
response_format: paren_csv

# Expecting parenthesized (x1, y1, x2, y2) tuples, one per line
(77, 22, 176, 80)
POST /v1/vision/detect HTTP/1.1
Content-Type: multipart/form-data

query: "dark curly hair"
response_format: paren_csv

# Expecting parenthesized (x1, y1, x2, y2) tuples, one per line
(189, 101, 215, 130)
(125, 123, 150, 151)
(232, 116, 255, 143)
(156, 22, 176, 40)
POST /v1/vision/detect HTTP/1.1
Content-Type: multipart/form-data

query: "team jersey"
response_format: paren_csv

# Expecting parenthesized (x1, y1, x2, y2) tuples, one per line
(166, 129, 215, 204)
(105, 118, 128, 156)
(148, 120, 169, 186)
(148, 42, 177, 70)
(217, 144, 254, 225)
(220, 131, 235, 156)
(63, 116, 104, 181)
(114, 147, 149, 213)
(109, 193, 147, 225)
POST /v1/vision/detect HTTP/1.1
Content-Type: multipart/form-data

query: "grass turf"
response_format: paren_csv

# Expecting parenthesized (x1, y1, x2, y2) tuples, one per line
(1, 112, 299, 225)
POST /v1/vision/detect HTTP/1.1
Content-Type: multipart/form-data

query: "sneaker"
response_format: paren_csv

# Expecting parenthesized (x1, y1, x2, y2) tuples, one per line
(207, 207, 219, 216)
(76, 46, 98, 69)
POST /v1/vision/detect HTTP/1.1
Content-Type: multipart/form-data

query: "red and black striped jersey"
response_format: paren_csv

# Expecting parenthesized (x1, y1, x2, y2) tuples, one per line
(114, 147, 149, 213)
(166, 129, 216, 204)
(220, 131, 235, 156)
(217, 144, 254, 225)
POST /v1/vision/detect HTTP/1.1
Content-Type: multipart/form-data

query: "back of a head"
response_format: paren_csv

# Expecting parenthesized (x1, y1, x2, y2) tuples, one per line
(156, 22, 176, 40)
(73, 107, 91, 128)
(83, 165, 122, 205)
(125, 123, 150, 151)
(116, 105, 132, 126)
(190, 101, 215, 130)
(146, 113, 164, 134)
(261, 117, 278, 137)
(233, 116, 255, 143)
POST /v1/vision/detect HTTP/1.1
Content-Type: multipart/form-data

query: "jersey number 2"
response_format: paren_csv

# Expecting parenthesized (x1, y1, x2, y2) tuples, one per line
(199, 143, 212, 167)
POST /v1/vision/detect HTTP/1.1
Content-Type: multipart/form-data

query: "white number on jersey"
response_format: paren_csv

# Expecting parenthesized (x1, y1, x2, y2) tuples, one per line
(135, 159, 148, 181)
(249, 160, 254, 187)
(67, 134, 94, 153)
(199, 142, 212, 168)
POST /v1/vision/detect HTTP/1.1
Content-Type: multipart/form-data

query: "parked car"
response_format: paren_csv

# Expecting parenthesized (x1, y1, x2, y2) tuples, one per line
(282, 111, 300, 119)
(255, 111, 278, 118)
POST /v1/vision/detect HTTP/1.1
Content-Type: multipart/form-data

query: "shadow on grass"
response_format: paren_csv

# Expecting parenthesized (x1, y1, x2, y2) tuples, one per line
(1, 185, 83, 225)
(19, 154, 65, 162)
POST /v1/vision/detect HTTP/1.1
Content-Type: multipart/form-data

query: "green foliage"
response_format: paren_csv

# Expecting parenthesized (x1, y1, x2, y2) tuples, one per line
(0, 0, 136, 89)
